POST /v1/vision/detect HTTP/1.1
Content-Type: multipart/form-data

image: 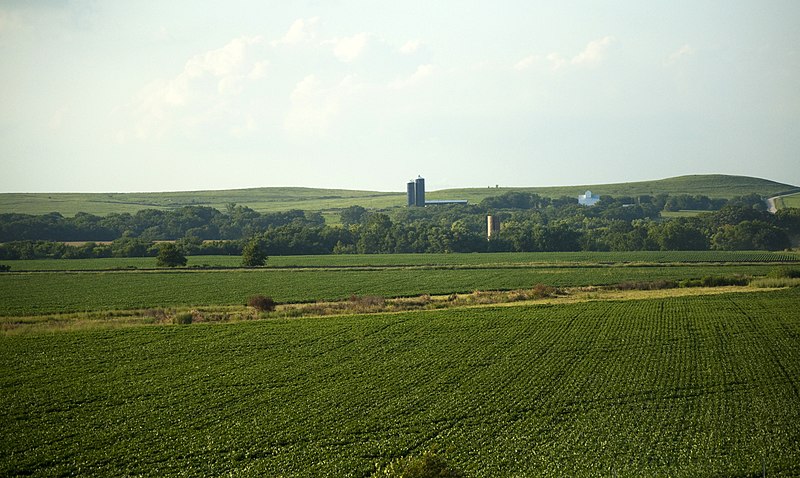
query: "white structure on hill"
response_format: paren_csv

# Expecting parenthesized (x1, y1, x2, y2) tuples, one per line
(578, 190, 600, 206)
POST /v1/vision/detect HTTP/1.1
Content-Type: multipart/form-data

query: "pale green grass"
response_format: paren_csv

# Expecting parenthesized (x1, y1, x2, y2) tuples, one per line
(750, 277, 800, 288)
(659, 210, 707, 218)
(775, 192, 800, 209)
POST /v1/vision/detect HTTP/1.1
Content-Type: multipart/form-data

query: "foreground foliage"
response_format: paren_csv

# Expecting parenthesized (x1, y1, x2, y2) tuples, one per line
(1, 289, 799, 476)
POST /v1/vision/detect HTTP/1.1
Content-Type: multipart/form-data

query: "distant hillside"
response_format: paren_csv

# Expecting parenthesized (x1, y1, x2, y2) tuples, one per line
(430, 175, 799, 204)
(0, 188, 404, 217)
(0, 175, 796, 217)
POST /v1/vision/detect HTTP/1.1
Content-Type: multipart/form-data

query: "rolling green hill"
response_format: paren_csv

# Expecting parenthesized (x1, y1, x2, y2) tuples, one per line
(430, 174, 798, 204)
(0, 175, 795, 217)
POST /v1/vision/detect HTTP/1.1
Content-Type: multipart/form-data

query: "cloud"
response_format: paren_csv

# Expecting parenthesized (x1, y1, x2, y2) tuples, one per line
(399, 39, 422, 54)
(388, 64, 436, 89)
(123, 36, 267, 140)
(547, 53, 567, 71)
(570, 36, 615, 67)
(122, 18, 440, 143)
(185, 36, 264, 80)
(664, 44, 694, 66)
(49, 106, 68, 131)
(274, 17, 320, 46)
(514, 55, 540, 71)
(284, 74, 361, 138)
(330, 32, 369, 62)
(0, 9, 21, 33)
(516, 36, 615, 72)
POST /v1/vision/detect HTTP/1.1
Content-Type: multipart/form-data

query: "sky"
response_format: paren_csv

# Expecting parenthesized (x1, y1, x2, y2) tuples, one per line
(1, 0, 799, 193)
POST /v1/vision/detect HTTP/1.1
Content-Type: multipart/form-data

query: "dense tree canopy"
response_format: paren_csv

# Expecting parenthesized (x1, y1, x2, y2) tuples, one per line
(0, 195, 796, 260)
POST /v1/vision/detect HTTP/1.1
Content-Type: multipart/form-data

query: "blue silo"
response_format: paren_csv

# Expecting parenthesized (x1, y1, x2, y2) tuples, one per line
(407, 181, 416, 207)
(415, 177, 425, 207)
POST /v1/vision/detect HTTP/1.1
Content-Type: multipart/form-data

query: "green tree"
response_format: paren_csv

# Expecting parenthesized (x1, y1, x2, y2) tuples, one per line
(711, 220, 790, 251)
(156, 242, 187, 267)
(241, 237, 268, 266)
(340, 205, 368, 226)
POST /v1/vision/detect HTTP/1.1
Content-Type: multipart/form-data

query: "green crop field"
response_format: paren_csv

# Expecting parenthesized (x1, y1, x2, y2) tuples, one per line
(0, 263, 786, 316)
(2, 289, 799, 476)
(2, 250, 798, 272)
(1, 175, 795, 216)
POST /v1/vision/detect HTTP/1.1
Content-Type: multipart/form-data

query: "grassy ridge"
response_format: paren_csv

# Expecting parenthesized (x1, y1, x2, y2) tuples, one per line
(2, 250, 799, 271)
(2, 289, 798, 476)
(0, 263, 783, 315)
(431, 174, 797, 204)
(1, 175, 794, 216)
(0, 188, 404, 217)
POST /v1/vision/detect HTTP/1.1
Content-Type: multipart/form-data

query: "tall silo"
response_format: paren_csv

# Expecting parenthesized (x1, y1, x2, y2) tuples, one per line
(407, 181, 416, 207)
(487, 215, 500, 239)
(415, 177, 425, 207)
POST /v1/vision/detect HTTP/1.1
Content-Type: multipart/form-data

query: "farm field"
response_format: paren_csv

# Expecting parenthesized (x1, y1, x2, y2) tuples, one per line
(1, 174, 795, 217)
(0, 263, 786, 316)
(2, 289, 799, 476)
(2, 250, 799, 271)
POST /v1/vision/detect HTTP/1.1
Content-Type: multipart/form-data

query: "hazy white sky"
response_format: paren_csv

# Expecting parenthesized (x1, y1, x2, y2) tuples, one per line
(1, 1, 799, 193)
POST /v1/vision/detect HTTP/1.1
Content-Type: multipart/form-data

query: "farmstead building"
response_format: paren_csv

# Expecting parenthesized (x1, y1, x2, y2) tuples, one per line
(578, 190, 600, 206)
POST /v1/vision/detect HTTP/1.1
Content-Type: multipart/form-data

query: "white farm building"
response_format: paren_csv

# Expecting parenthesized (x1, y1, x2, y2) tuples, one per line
(578, 190, 600, 206)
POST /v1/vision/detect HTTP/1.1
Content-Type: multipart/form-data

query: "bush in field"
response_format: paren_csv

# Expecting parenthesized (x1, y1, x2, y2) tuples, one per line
(530, 283, 557, 298)
(0, 264, 9, 272)
(372, 449, 465, 478)
(156, 243, 187, 267)
(173, 312, 193, 325)
(348, 295, 386, 312)
(248, 295, 276, 312)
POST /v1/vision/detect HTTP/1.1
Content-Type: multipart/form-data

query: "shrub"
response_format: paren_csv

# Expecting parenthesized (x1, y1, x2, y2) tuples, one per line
(531, 283, 557, 298)
(372, 449, 465, 478)
(0, 264, 10, 272)
(173, 312, 193, 325)
(348, 295, 385, 311)
(248, 295, 276, 312)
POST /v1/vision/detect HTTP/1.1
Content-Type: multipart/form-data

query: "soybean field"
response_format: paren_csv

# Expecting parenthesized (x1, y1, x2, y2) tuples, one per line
(0, 263, 786, 315)
(3, 250, 799, 271)
(2, 289, 799, 476)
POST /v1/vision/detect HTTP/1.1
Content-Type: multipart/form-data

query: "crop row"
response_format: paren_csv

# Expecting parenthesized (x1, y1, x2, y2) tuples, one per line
(1, 289, 798, 476)
(1, 250, 798, 271)
(0, 264, 782, 315)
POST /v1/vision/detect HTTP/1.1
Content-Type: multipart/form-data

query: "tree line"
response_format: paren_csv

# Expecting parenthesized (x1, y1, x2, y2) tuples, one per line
(1, 193, 798, 260)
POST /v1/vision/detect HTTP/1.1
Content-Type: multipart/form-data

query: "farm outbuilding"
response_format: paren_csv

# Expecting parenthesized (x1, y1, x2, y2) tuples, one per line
(578, 190, 601, 206)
